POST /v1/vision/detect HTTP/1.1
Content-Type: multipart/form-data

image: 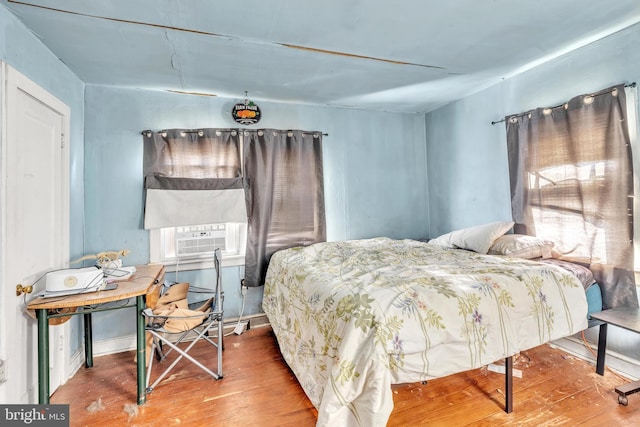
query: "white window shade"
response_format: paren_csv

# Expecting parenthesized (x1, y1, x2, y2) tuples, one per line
(144, 188, 247, 229)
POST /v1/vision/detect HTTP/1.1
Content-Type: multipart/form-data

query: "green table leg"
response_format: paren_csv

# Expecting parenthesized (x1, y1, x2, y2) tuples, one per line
(136, 295, 146, 405)
(36, 309, 50, 404)
(84, 312, 93, 368)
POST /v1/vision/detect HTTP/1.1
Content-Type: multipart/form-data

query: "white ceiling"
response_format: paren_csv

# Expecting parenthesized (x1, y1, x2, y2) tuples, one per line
(4, 0, 640, 113)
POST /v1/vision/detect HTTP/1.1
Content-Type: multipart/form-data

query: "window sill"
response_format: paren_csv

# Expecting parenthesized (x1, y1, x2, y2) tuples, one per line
(153, 254, 245, 272)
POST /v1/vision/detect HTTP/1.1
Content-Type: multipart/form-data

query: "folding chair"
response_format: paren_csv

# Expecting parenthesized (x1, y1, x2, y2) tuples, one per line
(143, 248, 224, 393)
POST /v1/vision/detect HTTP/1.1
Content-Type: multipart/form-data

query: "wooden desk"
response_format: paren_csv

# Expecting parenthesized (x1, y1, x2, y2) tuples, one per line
(27, 264, 165, 405)
(590, 307, 640, 406)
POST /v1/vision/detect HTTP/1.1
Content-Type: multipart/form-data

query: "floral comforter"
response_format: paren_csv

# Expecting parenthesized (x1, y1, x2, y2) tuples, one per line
(262, 238, 588, 426)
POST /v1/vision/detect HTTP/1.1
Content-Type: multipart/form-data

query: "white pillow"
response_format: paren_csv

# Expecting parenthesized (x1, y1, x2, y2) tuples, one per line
(488, 234, 554, 259)
(428, 221, 514, 254)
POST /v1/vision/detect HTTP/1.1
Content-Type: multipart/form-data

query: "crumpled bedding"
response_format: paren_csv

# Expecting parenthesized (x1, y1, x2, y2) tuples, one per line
(263, 237, 588, 426)
(534, 258, 596, 290)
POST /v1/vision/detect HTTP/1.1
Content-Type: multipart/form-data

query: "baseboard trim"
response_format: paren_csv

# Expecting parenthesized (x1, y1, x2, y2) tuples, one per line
(66, 348, 85, 380)
(551, 335, 640, 381)
(244, 313, 271, 329)
(92, 335, 137, 357)
(90, 313, 271, 356)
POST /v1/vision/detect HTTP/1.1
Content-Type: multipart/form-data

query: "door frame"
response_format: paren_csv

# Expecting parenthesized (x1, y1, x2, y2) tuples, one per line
(0, 62, 71, 399)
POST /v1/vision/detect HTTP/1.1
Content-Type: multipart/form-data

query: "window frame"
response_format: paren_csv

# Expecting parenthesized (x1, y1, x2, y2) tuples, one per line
(149, 223, 246, 271)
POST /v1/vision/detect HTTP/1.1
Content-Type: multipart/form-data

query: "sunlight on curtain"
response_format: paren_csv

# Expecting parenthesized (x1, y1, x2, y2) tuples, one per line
(142, 129, 246, 229)
(627, 86, 640, 272)
(506, 84, 637, 309)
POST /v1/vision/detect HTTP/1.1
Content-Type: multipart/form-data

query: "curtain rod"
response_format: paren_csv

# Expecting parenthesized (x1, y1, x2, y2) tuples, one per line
(141, 129, 328, 137)
(490, 82, 636, 125)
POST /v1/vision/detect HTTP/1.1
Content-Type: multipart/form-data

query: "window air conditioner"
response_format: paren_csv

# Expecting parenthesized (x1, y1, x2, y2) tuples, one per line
(175, 224, 226, 258)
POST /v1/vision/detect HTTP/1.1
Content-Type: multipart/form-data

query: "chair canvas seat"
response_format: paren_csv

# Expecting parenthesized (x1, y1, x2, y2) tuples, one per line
(143, 249, 224, 392)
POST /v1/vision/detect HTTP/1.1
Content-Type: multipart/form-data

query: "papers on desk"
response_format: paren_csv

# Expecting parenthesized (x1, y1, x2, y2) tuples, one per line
(104, 266, 137, 282)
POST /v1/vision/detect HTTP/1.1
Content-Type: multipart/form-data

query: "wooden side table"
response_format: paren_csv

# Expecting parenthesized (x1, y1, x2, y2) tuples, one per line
(590, 307, 640, 406)
(27, 264, 165, 405)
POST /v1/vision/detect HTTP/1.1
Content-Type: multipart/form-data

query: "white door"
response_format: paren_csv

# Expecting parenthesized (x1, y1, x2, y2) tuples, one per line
(0, 63, 70, 403)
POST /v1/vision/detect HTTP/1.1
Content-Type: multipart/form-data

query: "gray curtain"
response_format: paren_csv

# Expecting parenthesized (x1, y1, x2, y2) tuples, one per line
(143, 129, 242, 179)
(142, 129, 245, 228)
(506, 84, 637, 309)
(242, 130, 326, 288)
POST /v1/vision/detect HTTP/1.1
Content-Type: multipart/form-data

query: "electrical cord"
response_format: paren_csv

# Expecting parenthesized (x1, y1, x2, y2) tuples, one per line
(224, 283, 247, 337)
(169, 254, 243, 336)
(100, 261, 134, 279)
(21, 266, 76, 297)
(580, 330, 630, 382)
(34, 269, 105, 297)
(21, 270, 104, 314)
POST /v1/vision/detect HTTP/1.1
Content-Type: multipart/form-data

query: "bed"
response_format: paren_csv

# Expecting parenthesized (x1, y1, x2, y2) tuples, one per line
(263, 237, 589, 426)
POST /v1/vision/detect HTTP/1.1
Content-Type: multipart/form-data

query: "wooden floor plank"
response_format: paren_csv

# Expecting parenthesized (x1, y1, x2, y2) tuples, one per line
(51, 326, 639, 426)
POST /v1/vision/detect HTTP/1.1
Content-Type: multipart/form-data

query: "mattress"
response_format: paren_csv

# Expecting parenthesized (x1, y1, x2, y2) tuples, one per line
(263, 237, 588, 426)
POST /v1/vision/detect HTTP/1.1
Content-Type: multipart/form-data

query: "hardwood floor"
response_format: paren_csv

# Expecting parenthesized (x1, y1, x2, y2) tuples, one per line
(51, 326, 640, 426)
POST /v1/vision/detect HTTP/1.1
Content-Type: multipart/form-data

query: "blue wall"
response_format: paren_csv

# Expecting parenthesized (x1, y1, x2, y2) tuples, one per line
(425, 83, 513, 236)
(0, 6, 85, 262)
(0, 6, 86, 353)
(426, 23, 640, 237)
(14, 0, 638, 370)
(83, 85, 429, 341)
(425, 23, 640, 368)
(2, 0, 430, 346)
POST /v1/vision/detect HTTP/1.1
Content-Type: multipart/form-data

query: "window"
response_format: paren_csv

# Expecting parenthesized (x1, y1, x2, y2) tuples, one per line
(506, 84, 637, 309)
(143, 129, 246, 271)
(526, 160, 609, 264)
(150, 223, 246, 270)
(143, 128, 325, 283)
